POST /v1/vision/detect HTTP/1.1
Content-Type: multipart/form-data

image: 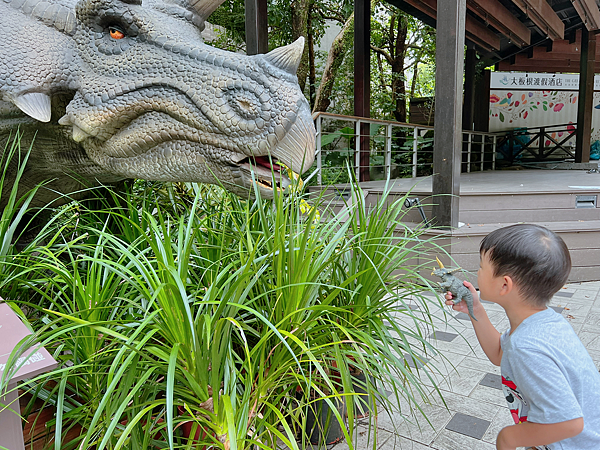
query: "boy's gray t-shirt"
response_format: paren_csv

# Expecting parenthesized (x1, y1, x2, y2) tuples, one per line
(500, 307, 600, 449)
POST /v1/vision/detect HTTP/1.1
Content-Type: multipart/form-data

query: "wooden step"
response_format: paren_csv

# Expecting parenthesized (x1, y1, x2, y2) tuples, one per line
(419, 220, 600, 284)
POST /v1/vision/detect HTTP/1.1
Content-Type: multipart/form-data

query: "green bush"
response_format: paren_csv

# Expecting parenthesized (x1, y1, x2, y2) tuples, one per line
(1, 136, 451, 449)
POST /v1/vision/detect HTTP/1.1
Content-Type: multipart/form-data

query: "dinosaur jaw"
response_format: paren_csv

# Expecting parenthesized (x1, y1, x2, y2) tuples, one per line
(237, 156, 292, 194)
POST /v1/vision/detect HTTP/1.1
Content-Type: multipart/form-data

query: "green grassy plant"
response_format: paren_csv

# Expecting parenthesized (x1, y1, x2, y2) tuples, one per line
(1, 163, 452, 449)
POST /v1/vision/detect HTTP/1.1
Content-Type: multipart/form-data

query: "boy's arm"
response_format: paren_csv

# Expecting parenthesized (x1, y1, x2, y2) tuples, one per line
(496, 418, 584, 450)
(446, 281, 503, 366)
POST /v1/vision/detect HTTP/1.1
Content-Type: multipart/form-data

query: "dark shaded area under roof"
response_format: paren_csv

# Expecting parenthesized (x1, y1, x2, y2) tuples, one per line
(386, 0, 591, 68)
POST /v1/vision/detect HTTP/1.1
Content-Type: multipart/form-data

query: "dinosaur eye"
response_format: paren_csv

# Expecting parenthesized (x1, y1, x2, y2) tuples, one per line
(229, 92, 261, 120)
(109, 26, 126, 39)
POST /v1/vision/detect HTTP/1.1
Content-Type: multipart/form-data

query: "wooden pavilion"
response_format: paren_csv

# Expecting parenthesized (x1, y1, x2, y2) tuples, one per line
(245, 0, 599, 224)
(244, 0, 600, 282)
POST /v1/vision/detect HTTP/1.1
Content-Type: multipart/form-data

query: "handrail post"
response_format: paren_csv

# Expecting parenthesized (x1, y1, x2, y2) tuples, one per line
(467, 132, 472, 173)
(315, 115, 322, 185)
(385, 124, 392, 179)
(412, 127, 418, 178)
(480, 134, 485, 172)
(539, 127, 545, 159)
(355, 120, 361, 180)
(493, 135, 497, 170)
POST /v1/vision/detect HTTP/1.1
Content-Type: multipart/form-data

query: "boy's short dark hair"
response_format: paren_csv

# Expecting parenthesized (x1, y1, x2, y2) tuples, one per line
(480, 224, 571, 306)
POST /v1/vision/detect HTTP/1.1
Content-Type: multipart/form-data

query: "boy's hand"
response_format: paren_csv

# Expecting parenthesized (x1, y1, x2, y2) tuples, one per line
(444, 280, 482, 315)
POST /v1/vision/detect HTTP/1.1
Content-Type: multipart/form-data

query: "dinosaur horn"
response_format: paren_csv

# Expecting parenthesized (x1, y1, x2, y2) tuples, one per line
(436, 257, 445, 269)
(188, 0, 226, 22)
(264, 37, 305, 75)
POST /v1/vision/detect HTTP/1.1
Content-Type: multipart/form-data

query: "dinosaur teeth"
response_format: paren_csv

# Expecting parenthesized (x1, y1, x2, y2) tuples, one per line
(58, 115, 72, 126)
(72, 125, 90, 142)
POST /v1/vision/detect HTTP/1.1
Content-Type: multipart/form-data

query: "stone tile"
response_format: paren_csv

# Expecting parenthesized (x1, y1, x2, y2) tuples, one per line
(378, 435, 432, 450)
(389, 402, 453, 446)
(561, 297, 594, 311)
(430, 390, 500, 419)
(479, 373, 502, 390)
(429, 331, 458, 342)
(431, 429, 497, 450)
(438, 366, 485, 397)
(453, 312, 471, 322)
(568, 320, 585, 334)
(554, 291, 574, 298)
(581, 311, 600, 333)
(427, 338, 475, 359)
(468, 384, 508, 408)
(372, 389, 435, 434)
(457, 356, 500, 375)
(482, 407, 514, 444)
(330, 425, 393, 450)
(404, 354, 429, 370)
(572, 281, 600, 292)
(577, 331, 600, 352)
(566, 291, 597, 302)
(549, 306, 565, 314)
(444, 412, 490, 440)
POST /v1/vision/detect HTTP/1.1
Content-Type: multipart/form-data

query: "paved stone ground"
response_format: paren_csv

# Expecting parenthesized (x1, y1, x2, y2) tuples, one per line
(331, 281, 600, 450)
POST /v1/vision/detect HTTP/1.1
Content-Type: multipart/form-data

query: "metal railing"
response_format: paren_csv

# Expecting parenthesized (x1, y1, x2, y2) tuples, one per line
(495, 123, 577, 164)
(307, 112, 500, 185)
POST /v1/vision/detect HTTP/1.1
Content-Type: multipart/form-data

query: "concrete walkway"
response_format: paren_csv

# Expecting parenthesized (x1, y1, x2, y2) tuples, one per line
(335, 281, 600, 450)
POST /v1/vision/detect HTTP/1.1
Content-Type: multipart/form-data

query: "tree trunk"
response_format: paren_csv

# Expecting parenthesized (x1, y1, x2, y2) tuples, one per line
(308, 3, 316, 108)
(291, 0, 310, 93)
(391, 14, 407, 123)
(312, 13, 354, 113)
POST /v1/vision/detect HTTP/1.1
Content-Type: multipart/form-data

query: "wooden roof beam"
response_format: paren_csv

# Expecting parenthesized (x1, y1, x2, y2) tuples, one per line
(466, 15, 501, 50)
(467, 0, 530, 46)
(572, 0, 600, 31)
(402, 0, 501, 49)
(511, 0, 564, 40)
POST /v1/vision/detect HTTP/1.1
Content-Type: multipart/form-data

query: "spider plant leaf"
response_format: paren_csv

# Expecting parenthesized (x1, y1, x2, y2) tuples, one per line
(166, 342, 181, 450)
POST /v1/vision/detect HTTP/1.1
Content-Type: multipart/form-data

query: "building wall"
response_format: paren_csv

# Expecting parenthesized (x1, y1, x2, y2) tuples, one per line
(489, 72, 600, 146)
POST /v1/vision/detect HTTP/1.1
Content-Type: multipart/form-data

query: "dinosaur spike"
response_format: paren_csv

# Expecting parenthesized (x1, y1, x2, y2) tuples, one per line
(436, 257, 445, 269)
(264, 37, 305, 75)
(187, 0, 226, 22)
(13, 92, 51, 122)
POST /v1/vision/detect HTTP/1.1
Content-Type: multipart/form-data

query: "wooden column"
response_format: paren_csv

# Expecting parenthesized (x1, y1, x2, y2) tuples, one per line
(432, 0, 466, 228)
(474, 69, 491, 132)
(354, 0, 371, 182)
(462, 44, 476, 132)
(575, 27, 595, 163)
(245, 0, 268, 55)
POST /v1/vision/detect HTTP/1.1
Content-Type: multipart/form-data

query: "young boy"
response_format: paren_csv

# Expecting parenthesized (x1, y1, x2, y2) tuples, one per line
(445, 223, 600, 450)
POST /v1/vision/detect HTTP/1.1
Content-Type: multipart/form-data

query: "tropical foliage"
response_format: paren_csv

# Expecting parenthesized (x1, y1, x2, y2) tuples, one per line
(1, 134, 451, 449)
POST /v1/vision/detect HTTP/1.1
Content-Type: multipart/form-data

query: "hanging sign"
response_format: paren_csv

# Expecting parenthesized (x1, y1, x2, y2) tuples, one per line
(491, 72, 600, 91)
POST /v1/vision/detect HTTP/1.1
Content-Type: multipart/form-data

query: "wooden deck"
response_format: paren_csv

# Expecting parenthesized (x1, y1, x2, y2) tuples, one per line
(311, 168, 600, 283)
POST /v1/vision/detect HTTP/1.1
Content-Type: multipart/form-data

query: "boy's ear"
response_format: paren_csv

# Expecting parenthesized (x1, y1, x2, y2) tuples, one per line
(499, 275, 514, 295)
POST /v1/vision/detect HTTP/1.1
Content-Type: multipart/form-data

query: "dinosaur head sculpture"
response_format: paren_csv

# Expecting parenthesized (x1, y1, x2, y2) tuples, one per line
(0, 0, 315, 205)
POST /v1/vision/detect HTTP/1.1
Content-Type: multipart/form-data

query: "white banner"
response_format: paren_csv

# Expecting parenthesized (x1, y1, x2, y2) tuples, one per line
(491, 72, 600, 91)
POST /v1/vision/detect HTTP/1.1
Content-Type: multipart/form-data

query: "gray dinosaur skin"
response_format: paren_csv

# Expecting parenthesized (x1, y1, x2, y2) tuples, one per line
(0, 0, 315, 209)
(432, 268, 477, 321)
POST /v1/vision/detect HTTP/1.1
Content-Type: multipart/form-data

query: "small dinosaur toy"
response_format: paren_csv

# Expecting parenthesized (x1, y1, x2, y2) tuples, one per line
(432, 257, 477, 321)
